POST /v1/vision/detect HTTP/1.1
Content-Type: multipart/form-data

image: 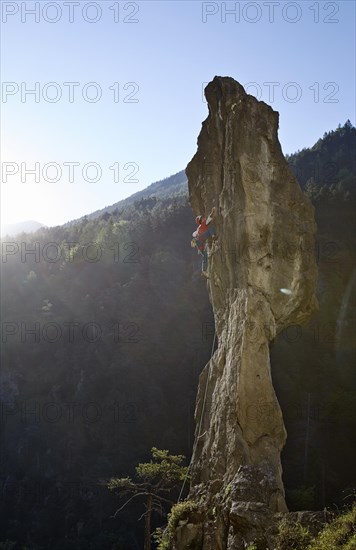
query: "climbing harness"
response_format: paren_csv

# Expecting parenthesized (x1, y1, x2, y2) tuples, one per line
(177, 330, 217, 503)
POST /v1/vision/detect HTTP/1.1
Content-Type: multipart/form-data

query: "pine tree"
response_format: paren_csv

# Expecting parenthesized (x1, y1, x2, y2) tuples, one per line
(108, 448, 188, 550)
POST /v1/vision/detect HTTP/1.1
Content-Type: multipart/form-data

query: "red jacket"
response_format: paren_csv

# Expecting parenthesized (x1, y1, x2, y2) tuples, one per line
(193, 219, 209, 251)
(192, 212, 214, 248)
(196, 218, 209, 236)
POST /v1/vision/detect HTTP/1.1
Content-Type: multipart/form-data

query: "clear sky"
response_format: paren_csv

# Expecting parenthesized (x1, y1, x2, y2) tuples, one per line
(1, 0, 355, 227)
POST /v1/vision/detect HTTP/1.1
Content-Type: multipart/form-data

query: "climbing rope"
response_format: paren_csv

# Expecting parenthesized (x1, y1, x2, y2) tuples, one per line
(177, 330, 217, 503)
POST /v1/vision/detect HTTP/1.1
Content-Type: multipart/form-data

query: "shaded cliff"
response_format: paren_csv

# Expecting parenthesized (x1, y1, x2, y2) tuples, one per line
(174, 77, 319, 549)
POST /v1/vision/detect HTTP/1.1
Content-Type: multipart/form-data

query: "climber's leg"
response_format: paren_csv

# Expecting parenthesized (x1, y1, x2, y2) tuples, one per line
(200, 227, 217, 244)
(202, 248, 208, 272)
(197, 244, 209, 278)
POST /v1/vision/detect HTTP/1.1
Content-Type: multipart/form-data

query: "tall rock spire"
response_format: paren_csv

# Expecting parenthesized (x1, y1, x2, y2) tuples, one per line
(174, 76, 318, 549)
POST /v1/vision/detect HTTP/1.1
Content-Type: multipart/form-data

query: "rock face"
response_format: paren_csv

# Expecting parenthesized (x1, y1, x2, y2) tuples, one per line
(173, 77, 318, 549)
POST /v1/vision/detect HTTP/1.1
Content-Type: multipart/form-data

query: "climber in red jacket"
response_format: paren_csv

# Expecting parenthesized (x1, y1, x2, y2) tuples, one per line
(191, 207, 217, 278)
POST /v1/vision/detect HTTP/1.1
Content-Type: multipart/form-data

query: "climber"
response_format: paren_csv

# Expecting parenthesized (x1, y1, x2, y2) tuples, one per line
(191, 207, 217, 278)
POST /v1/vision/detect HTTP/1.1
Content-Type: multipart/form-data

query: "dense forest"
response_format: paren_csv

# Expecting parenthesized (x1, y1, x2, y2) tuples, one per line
(0, 121, 355, 549)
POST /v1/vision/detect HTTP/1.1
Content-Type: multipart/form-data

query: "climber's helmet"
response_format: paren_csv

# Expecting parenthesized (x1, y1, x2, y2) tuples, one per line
(196, 215, 202, 225)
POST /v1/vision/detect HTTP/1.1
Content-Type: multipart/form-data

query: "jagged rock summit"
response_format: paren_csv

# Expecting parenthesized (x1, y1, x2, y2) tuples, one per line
(173, 77, 318, 549)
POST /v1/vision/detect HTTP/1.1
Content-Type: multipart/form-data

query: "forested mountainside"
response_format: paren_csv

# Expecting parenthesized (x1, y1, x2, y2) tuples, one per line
(0, 121, 355, 549)
(64, 170, 188, 226)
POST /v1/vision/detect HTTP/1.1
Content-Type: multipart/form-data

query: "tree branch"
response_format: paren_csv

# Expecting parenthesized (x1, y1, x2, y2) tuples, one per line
(111, 492, 149, 518)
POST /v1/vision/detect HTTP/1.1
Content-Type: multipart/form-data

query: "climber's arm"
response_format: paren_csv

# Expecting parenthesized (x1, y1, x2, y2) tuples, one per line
(206, 207, 216, 225)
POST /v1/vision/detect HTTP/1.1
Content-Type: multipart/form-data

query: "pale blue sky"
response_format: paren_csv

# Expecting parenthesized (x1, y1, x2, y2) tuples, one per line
(1, 0, 355, 226)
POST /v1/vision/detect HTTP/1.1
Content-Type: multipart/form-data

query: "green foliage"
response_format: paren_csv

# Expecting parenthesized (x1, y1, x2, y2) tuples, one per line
(152, 527, 169, 550)
(108, 448, 188, 549)
(289, 120, 356, 199)
(273, 506, 356, 550)
(136, 447, 188, 483)
(108, 448, 188, 491)
(274, 517, 313, 550)
(107, 476, 135, 492)
(153, 500, 199, 549)
(307, 505, 356, 550)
